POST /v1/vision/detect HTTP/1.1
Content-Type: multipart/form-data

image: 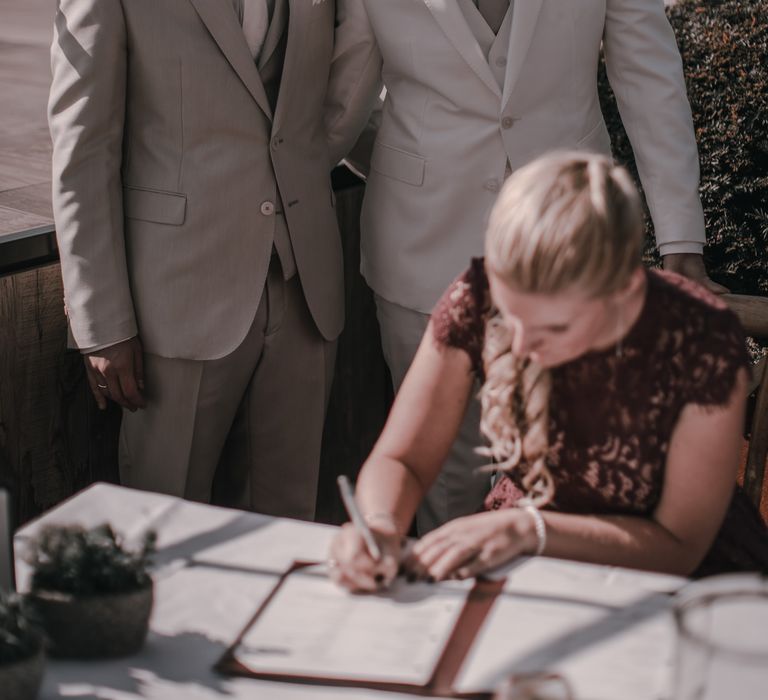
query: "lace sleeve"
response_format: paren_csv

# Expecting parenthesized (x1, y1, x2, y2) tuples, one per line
(430, 258, 490, 378)
(682, 305, 751, 408)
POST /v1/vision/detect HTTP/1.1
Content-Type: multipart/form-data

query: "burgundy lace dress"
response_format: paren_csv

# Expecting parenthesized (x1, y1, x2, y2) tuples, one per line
(431, 258, 768, 577)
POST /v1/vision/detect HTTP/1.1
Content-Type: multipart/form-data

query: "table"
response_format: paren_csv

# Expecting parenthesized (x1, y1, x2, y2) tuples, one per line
(15, 484, 686, 699)
(0, 0, 57, 275)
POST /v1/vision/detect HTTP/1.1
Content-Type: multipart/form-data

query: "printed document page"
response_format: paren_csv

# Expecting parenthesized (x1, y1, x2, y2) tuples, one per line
(453, 558, 679, 700)
(234, 566, 474, 685)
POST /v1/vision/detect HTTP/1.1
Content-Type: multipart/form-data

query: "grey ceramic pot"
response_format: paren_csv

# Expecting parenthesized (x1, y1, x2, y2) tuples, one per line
(0, 646, 45, 700)
(29, 582, 153, 659)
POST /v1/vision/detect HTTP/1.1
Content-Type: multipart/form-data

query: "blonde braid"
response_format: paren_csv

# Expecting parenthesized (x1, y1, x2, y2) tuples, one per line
(518, 360, 553, 505)
(477, 315, 555, 507)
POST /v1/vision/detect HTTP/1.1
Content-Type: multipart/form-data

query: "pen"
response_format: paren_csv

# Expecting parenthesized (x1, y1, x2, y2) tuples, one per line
(337, 475, 383, 562)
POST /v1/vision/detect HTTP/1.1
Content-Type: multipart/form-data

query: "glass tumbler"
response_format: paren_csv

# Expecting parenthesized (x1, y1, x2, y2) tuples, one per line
(672, 573, 768, 700)
(493, 671, 574, 700)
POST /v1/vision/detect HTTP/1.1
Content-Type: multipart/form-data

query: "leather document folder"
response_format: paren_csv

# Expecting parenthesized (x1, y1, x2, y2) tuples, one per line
(216, 560, 505, 698)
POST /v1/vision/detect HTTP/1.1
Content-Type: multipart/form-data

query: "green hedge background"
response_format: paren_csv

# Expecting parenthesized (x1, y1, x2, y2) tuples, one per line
(598, 0, 767, 295)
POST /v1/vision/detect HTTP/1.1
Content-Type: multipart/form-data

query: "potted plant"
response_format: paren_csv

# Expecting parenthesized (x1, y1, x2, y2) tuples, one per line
(24, 524, 155, 658)
(0, 592, 45, 700)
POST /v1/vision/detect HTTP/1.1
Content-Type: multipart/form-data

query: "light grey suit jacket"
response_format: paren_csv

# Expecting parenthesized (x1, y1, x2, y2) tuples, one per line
(326, 0, 706, 314)
(50, 0, 343, 359)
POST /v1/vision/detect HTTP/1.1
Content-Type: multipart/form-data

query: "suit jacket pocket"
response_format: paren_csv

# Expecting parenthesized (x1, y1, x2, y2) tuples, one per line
(123, 185, 187, 226)
(370, 142, 425, 186)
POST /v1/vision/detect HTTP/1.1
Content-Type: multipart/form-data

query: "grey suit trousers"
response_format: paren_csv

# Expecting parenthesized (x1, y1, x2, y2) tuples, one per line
(374, 294, 490, 534)
(119, 255, 335, 520)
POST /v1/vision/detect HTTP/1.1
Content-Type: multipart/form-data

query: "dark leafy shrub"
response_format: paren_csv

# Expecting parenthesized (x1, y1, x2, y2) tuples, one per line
(0, 593, 41, 665)
(598, 0, 768, 295)
(25, 524, 155, 596)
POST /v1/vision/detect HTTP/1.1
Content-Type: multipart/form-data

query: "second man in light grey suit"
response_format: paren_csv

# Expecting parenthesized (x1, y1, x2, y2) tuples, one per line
(326, 0, 721, 532)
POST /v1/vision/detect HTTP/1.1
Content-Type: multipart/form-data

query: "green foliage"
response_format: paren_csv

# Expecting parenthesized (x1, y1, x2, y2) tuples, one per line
(598, 0, 768, 294)
(26, 524, 155, 596)
(0, 593, 41, 665)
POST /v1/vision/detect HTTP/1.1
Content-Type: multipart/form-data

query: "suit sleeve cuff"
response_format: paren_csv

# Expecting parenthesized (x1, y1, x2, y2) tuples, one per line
(658, 242, 705, 257)
(79, 335, 136, 354)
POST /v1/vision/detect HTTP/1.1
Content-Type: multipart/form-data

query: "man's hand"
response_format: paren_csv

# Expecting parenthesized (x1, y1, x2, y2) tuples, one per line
(662, 253, 729, 294)
(85, 337, 146, 411)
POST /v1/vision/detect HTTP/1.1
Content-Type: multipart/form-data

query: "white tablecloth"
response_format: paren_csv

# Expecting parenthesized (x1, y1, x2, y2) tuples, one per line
(15, 484, 686, 699)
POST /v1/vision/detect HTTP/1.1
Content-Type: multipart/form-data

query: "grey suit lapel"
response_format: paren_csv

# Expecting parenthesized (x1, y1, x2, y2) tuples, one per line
(423, 0, 502, 98)
(501, 0, 544, 110)
(188, 0, 273, 120)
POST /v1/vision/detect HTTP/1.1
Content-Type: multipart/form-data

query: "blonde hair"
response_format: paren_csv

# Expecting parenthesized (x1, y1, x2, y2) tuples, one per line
(478, 152, 644, 506)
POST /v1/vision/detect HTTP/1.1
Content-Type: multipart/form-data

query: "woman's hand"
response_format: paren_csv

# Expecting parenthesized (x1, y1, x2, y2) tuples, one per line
(406, 509, 538, 581)
(328, 518, 401, 592)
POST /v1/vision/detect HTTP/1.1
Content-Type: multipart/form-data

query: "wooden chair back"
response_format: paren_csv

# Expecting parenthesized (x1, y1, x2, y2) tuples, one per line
(723, 294, 768, 510)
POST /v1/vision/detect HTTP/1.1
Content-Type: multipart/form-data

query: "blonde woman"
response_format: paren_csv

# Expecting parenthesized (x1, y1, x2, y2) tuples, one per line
(329, 152, 768, 591)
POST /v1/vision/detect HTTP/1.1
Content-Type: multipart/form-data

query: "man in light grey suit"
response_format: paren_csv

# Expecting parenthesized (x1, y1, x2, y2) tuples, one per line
(326, 0, 724, 532)
(49, 0, 343, 519)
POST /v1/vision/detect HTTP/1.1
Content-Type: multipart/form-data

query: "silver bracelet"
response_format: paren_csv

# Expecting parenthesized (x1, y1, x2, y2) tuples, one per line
(519, 500, 547, 557)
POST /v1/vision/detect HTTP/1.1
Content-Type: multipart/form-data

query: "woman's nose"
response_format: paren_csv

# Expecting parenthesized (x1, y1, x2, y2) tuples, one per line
(513, 325, 543, 356)
(521, 337, 544, 355)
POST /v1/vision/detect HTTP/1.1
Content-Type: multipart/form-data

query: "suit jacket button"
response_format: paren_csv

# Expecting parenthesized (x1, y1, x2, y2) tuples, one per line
(501, 116, 515, 129)
(260, 201, 275, 216)
(483, 179, 500, 193)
